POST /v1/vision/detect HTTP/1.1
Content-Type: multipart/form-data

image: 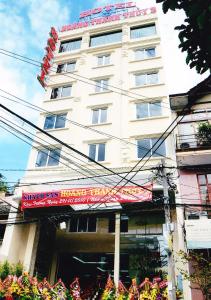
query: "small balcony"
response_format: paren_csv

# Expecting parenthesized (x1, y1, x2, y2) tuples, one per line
(176, 134, 211, 151)
(176, 134, 211, 167)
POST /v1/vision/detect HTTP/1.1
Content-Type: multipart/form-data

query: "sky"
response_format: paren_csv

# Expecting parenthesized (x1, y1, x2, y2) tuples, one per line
(0, 0, 208, 190)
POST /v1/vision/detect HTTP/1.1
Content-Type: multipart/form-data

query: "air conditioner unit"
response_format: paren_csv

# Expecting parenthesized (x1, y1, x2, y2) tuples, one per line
(180, 142, 190, 149)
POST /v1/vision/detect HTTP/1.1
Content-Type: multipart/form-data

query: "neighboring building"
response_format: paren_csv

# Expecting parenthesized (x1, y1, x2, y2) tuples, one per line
(1, 2, 178, 297)
(170, 75, 211, 300)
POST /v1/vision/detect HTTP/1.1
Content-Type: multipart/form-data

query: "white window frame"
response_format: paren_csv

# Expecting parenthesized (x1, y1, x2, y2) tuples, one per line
(44, 113, 67, 130)
(91, 107, 108, 124)
(137, 138, 166, 158)
(95, 79, 109, 93)
(35, 148, 61, 167)
(88, 143, 106, 161)
(134, 47, 156, 60)
(135, 72, 158, 87)
(97, 54, 110, 66)
(57, 61, 76, 73)
(51, 85, 72, 99)
(136, 101, 162, 119)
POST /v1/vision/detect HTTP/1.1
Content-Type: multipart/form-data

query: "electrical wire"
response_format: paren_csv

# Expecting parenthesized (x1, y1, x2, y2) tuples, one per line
(0, 91, 170, 160)
(0, 117, 153, 203)
(0, 48, 171, 110)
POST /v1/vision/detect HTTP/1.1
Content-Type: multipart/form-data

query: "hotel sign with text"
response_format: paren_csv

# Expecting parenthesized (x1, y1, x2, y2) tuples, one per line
(21, 185, 152, 210)
(61, 3, 156, 32)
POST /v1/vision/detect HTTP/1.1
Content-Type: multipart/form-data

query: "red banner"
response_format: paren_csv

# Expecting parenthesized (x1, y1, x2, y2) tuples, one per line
(21, 184, 152, 210)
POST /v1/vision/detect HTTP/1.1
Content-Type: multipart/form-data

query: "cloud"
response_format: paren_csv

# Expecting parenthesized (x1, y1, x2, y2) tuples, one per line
(27, 0, 70, 49)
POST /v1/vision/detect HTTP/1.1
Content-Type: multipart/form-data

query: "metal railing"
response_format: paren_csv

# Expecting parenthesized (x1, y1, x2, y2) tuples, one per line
(176, 134, 211, 150)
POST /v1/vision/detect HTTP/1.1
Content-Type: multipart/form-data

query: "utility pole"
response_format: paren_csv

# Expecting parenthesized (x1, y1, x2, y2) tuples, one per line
(161, 159, 177, 300)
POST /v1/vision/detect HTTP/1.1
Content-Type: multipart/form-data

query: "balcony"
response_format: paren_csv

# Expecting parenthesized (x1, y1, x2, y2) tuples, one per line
(176, 134, 211, 167)
(177, 134, 211, 151)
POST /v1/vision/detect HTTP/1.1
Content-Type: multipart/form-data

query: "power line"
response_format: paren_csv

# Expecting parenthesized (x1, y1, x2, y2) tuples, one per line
(87, 99, 192, 210)
(0, 90, 170, 160)
(0, 120, 147, 203)
(0, 103, 156, 193)
(0, 48, 171, 110)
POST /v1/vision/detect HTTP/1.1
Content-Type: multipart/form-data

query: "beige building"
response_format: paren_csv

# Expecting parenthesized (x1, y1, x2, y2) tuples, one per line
(0, 2, 183, 297)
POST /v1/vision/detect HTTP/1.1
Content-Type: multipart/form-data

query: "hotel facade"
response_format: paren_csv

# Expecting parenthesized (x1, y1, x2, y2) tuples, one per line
(0, 2, 194, 299)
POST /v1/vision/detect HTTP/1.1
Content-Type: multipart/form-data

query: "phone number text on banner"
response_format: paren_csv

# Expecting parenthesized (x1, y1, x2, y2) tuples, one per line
(21, 184, 153, 209)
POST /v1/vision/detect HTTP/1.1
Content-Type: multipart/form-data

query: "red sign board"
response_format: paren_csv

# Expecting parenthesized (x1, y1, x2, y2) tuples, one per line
(37, 27, 58, 88)
(21, 185, 152, 210)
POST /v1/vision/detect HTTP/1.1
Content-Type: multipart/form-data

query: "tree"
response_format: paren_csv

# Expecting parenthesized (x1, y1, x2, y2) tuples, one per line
(156, 0, 211, 74)
(178, 250, 211, 300)
(0, 173, 8, 193)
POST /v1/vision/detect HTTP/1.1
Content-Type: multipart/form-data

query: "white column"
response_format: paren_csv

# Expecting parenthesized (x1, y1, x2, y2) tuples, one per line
(23, 223, 37, 272)
(114, 213, 120, 287)
(49, 251, 58, 284)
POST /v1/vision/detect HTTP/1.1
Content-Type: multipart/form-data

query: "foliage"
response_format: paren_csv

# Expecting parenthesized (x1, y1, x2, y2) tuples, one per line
(178, 250, 211, 299)
(0, 261, 24, 280)
(197, 122, 211, 146)
(156, 0, 211, 74)
(0, 174, 8, 193)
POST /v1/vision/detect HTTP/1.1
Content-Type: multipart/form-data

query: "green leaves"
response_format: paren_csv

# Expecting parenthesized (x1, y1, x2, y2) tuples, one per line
(156, 0, 211, 74)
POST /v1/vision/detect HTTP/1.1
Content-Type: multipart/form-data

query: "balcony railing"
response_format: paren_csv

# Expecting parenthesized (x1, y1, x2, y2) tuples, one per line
(176, 134, 211, 150)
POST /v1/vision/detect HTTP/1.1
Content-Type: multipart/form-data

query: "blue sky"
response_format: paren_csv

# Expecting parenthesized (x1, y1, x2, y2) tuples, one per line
(0, 0, 207, 190)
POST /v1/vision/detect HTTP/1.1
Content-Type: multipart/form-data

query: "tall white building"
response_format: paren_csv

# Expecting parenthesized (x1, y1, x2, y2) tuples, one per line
(1, 2, 181, 297)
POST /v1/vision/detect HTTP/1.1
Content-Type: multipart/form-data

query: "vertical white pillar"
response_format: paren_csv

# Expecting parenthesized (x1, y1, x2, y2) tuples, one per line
(114, 213, 120, 287)
(23, 223, 37, 273)
(49, 252, 58, 284)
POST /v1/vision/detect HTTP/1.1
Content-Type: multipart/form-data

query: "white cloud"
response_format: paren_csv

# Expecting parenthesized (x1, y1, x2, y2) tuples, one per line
(27, 0, 70, 49)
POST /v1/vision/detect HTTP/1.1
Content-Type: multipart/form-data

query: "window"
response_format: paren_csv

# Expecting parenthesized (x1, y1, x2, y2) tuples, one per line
(36, 148, 61, 167)
(135, 48, 155, 60)
(51, 85, 72, 99)
(131, 24, 156, 39)
(137, 138, 166, 158)
(89, 143, 105, 161)
(92, 108, 107, 124)
(69, 216, 97, 232)
(44, 113, 67, 130)
(90, 31, 122, 47)
(95, 79, 109, 93)
(59, 38, 82, 52)
(198, 174, 211, 204)
(135, 72, 158, 86)
(136, 102, 162, 119)
(108, 215, 128, 233)
(97, 54, 110, 66)
(57, 61, 76, 73)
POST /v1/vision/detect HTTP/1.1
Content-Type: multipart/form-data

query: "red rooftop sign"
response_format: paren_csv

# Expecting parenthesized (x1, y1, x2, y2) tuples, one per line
(22, 185, 152, 210)
(61, 4, 156, 32)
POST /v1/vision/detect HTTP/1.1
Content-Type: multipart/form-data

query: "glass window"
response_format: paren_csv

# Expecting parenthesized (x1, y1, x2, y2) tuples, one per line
(108, 215, 128, 233)
(135, 72, 158, 86)
(36, 149, 61, 167)
(95, 79, 109, 93)
(131, 24, 156, 39)
(51, 86, 72, 99)
(69, 216, 97, 232)
(198, 174, 211, 203)
(135, 47, 155, 60)
(90, 31, 122, 47)
(88, 143, 105, 161)
(59, 39, 82, 53)
(44, 114, 67, 130)
(97, 54, 110, 66)
(36, 149, 48, 167)
(136, 102, 162, 119)
(57, 62, 76, 73)
(61, 86, 72, 97)
(92, 108, 107, 124)
(137, 138, 166, 158)
(48, 149, 61, 166)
